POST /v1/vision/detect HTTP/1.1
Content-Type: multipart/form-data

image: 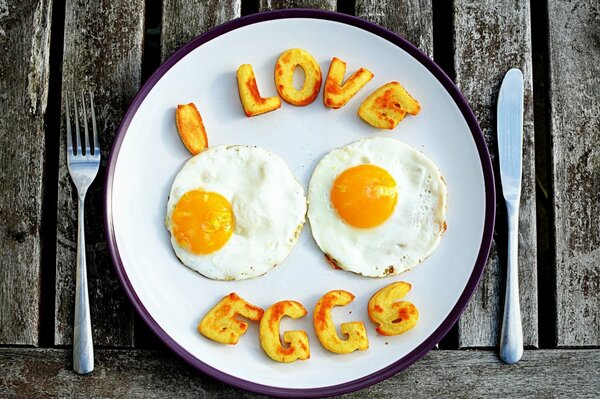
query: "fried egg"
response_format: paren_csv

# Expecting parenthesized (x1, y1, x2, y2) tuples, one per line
(166, 145, 306, 280)
(307, 137, 447, 277)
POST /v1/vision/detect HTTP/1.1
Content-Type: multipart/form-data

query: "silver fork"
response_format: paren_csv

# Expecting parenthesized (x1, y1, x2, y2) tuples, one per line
(65, 90, 99, 374)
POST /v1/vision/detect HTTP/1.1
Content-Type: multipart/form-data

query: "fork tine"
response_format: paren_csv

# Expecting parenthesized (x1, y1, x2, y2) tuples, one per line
(90, 91, 99, 156)
(65, 94, 73, 156)
(81, 91, 90, 156)
(73, 92, 82, 156)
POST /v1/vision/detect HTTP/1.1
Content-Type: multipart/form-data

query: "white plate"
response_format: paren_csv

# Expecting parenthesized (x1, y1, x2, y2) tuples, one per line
(105, 10, 494, 398)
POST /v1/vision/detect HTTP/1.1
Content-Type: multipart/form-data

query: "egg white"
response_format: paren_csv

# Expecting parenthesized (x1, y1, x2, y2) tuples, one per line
(166, 145, 306, 280)
(307, 137, 447, 277)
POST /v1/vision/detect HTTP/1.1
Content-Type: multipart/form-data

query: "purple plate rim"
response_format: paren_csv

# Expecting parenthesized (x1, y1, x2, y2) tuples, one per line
(104, 9, 495, 398)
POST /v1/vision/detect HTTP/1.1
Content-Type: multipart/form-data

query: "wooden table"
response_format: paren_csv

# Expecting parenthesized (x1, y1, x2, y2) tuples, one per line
(1, 1, 598, 397)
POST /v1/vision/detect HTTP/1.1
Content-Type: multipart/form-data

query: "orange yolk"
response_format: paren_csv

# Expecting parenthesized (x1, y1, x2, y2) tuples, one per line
(330, 164, 397, 228)
(171, 189, 235, 254)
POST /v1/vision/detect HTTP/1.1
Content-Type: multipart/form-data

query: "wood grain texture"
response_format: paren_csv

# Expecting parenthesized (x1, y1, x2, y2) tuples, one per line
(258, 0, 335, 11)
(0, 0, 52, 345)
(55, 0, 144, 346)
(547, 0, 600, 346)
(355, 0, 433, 57)
(161, 0, 241, 61)
(453, 0, 538, 348)
(1, 348, 598, 397)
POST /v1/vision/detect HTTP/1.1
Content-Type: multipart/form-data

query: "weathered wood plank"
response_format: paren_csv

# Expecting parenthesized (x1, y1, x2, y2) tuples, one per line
(55, 0, 145, 346)
(0, 0, 52, 345)
(547, 0, 600, 346)
(355, 0, 433, 57)
(0, 348, 598, 397)
(161, 0, 241, 62)
(258, 0, 336, 11)
(453, 0, 538, 348)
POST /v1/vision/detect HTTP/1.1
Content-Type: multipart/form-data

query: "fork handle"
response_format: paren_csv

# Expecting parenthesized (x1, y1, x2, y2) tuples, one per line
(499, 199, 523, 364)
(74, 196, 94, 374)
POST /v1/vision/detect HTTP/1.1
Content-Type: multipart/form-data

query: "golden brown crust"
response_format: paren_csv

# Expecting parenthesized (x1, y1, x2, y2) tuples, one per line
(259, 300, 310, 362)
(236, 64, 281, 117)
(368, 282, 418, 336)
(358, 82, 420, 129)
(313, 290, 369, 354)
(274, 48, 322, 106)
(324, 253, 343, 270)
(198, 293, 264, 345)
(323, 57, 374, 109)
(175, 103, 208, 155)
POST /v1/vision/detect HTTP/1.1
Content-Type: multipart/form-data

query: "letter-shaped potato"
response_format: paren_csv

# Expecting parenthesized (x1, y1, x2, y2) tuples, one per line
(313, 290, 369, 354)
(323, 57, 374, 109)
(176, 103, 208, 155)
(236, 64, 281, 117)
(275, 48, 322, 106)
(260, 300, 310, 363)
(368, 282, 418, 336)
(198, 293, 264, 345)
(358, 82, 420, 129)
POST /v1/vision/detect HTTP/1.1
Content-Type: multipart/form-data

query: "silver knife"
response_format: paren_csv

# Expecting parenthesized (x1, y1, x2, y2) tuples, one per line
(498, 68, 524, 364)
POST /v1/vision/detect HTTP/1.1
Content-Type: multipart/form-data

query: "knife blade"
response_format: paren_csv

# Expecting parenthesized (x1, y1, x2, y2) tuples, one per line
(498, 68, 524, 364)
(498, 68, 525, 201)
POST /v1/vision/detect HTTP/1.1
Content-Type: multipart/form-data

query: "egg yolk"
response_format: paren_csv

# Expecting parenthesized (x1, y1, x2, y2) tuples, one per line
(171, 189, 235, 254)
(330, 164, 397, 228)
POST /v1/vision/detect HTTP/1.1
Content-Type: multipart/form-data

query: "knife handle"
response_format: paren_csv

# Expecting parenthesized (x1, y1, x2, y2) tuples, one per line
(499, 199, 523, 364)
